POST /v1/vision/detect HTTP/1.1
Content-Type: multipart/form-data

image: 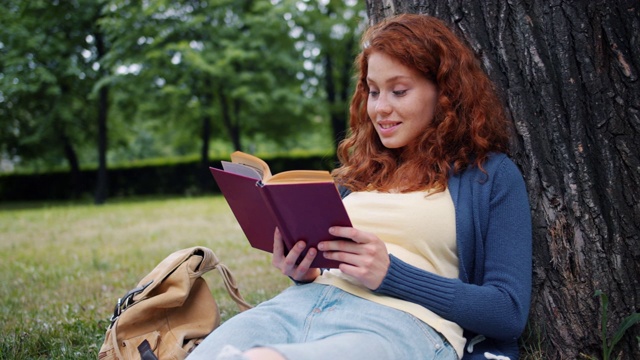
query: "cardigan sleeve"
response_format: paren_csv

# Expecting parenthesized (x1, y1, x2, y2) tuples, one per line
(374, 158, 532, 341)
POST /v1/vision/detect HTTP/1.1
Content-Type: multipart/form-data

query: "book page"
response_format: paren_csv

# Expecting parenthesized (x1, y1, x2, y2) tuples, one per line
(266, 170, 334, 185)
(221, 161, 262, 180)
(229, 151, 334, 185)
(230, 151, 272, 180)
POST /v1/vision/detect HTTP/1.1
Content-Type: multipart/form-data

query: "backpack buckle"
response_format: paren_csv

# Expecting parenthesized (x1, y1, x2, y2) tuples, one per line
(109, 280, 153, 327)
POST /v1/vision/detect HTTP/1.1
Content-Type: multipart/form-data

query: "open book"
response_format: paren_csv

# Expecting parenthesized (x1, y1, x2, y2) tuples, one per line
(209, 151, 352, 268)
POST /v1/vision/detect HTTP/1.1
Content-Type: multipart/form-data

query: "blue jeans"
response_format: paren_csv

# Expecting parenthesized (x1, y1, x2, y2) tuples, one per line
(188, 283, 457, 360)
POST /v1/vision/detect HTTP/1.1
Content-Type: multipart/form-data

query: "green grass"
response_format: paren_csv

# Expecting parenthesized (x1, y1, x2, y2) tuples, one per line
(0, 195, 551, 359)
(0, 196, 290, 359)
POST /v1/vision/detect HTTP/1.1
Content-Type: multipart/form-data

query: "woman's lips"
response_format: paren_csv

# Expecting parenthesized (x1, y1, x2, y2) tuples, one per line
(377, 121, 401, 135)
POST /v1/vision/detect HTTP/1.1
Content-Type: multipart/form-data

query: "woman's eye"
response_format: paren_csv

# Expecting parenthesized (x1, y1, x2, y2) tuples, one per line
(368, 90, 379, 97)
(392, 90, 408, 96)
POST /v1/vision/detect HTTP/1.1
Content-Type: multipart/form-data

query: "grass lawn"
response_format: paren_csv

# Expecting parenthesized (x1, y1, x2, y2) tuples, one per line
(0, 195, 290, 359)
(0, 195, 550, 359)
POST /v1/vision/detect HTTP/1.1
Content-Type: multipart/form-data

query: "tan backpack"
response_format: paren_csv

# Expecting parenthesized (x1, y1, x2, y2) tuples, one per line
(98, 246, 252, 360)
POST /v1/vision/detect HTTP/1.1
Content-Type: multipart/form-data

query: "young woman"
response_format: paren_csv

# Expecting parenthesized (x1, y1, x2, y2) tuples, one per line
(189, 13, 532, 360)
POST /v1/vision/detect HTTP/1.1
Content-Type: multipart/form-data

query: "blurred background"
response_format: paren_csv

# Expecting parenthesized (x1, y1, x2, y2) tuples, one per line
(0, 0, 366, 203)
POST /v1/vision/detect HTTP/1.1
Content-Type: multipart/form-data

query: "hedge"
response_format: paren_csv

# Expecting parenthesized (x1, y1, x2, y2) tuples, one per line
(0, 154, 338, 202)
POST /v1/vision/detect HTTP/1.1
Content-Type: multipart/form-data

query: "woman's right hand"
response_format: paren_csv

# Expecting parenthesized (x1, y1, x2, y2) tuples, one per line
(272, 227, 320, 283)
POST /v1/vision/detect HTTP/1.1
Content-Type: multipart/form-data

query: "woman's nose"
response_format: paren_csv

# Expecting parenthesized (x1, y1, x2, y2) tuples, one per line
(375, 94, 392, 114)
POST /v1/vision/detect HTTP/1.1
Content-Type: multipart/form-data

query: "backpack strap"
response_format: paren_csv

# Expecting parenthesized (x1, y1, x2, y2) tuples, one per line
(216, 264, 252, 311)
(138, 339, 159, 360)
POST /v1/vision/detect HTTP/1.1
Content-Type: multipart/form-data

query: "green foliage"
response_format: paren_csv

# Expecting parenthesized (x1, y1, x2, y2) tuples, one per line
(282, 0, 366, 144)
(98, 0, 331, 155)
(588, 290, 640, 360)
(0, 0, 102, 168)
(1, 0, 366, 204)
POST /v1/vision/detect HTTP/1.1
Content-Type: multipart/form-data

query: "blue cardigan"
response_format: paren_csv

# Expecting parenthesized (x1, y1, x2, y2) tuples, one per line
(339, 153, 532, 359)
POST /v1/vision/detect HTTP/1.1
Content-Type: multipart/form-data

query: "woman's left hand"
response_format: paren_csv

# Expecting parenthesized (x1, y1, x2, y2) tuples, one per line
(318, 226, 390, 290)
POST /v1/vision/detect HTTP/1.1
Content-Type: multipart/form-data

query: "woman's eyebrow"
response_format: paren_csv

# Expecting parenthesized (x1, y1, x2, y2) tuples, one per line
(366, 75, 413, 84)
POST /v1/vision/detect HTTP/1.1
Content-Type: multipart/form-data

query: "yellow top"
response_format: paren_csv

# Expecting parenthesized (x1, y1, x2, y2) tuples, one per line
(314, 189, 465, 358)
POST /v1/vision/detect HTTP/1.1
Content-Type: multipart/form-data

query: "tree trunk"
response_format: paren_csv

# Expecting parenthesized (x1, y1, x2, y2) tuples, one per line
(365, 1, 640, 359)
(60, 130, 81, 199)
(94, 29, 109, 205)
(323, 53, 340, 146)
(53, 83, 82, 199)
(200, 79, 213, 192)
(338, 34, 355, 145)
(324, 35, 355, 150)
(219, 89, 242, 151)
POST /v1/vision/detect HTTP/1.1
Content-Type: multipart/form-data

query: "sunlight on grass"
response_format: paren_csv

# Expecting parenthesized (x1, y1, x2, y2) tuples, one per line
(0, 196, 291, 358)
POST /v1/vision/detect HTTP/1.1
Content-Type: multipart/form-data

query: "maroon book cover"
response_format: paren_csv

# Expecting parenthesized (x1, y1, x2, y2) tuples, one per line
(210, 167, 351, 268)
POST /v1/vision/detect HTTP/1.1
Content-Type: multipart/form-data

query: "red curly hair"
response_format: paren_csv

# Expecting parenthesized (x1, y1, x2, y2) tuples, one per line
(332, 14, 511, 193)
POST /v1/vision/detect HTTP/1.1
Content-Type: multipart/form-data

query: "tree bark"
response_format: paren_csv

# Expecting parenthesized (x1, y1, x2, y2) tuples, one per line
(365, 1, 640, 359)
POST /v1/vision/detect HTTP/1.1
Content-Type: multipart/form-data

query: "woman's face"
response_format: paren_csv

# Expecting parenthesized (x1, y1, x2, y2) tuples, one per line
(366, 51, 438, 149)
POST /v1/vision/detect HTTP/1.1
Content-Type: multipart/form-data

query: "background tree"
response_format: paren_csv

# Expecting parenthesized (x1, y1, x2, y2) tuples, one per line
(0, 0, 104, 198)
(0, 0, 368, 201)
(286, 0, 366, 147)
(365, 0, 640, 358)
(94, 21, 110, 205)
(100, 0, 323, 157)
